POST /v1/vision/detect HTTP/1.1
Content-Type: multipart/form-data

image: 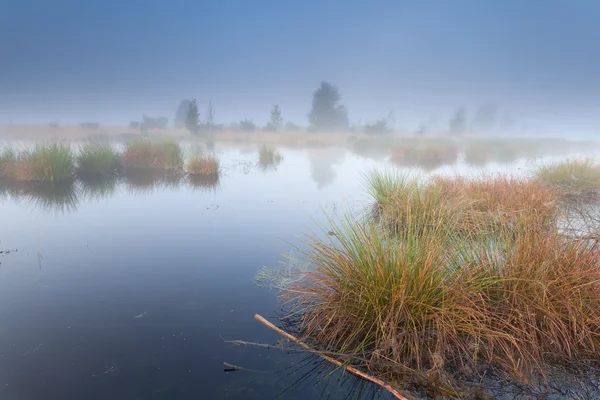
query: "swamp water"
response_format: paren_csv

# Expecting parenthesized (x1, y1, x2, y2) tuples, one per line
(0, 144, 593, 400)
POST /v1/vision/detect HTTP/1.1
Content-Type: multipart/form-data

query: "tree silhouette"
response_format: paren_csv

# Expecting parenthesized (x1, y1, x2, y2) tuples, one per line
(175, 99, 192, 128)
(185, 99, 200, 135)
(308, 81, 349, 131)
(265, 104, 283, 131)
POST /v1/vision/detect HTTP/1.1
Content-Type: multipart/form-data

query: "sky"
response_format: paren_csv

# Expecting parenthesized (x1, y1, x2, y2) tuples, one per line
(1, 0, 599, 134)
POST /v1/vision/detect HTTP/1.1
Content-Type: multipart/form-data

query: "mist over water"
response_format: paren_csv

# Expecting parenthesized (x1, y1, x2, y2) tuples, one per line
(2, 1, 600, 399)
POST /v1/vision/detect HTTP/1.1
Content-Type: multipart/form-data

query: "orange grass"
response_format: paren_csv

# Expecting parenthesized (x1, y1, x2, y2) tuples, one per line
(284, 172, 599, 396)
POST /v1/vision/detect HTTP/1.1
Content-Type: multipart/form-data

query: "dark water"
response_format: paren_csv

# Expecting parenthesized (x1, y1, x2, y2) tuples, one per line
(0, 147, 398, 400)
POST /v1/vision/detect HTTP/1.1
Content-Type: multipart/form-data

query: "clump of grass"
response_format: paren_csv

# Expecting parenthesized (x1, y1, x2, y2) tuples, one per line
(287, 208, 600, 396)
(366, 171, 557, 237)
(76, 142, 121, 178)
(122, 139, 183, 171)
(258, 145, 283, 167)
(4, 143, 74, 182)
(186, 154, 220, 176)
(536, 159, 600, 200)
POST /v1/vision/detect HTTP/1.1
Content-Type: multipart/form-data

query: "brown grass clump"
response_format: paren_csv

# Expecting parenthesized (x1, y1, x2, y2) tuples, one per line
(186, 154, 220, 176)
(121, 139, 183, 171)
(283, 172, 599, 397)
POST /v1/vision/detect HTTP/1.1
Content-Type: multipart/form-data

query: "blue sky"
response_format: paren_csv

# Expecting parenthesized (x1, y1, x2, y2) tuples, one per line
(1, 0, 599, 133)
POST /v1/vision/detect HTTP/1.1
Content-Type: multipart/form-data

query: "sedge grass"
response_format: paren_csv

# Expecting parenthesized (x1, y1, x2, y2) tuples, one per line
(287, 210, 600, 396)
(535, 159, 600, 200)
(122, 139, 183, 171)
(258, 145, 283, 167)
(186, 154, 220, 176)
(3, 143, 74, 182)
(76, 142, 121, 178)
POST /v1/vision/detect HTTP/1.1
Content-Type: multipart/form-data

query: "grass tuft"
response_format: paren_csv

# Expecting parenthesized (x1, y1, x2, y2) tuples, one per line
(3, 143, 74, 182)
(186, 154, 220, 176)
(258, 145, 283, 168)
(536, 159, 600, 200)
(122, 139, 183, 171)
(76, 142, 121, 177)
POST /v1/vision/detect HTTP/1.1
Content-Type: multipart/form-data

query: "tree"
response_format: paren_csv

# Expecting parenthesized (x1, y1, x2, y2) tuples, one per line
(175, 99, 192, 128)
(268, 104, 283, 131)
(308, 81, 349, 131)
(185, 99, 200, 135)
(448, 107, 467, 135)
(206, 100, 216, 135)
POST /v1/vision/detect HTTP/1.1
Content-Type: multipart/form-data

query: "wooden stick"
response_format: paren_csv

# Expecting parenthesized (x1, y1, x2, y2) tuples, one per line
(254, 314, 408, 400)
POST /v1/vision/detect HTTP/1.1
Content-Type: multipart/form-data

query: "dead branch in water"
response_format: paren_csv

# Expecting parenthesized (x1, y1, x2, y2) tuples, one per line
(223, 362, 270, 374)
(254, 313, 409, 400)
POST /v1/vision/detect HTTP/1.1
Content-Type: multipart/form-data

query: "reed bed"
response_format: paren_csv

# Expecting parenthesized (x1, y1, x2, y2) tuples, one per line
(122, 139, 183, 171)
(284, 170, 600, 397)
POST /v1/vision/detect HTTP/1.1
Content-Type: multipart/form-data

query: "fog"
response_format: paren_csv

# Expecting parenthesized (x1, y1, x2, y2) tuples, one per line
(1, 1, 599, 138)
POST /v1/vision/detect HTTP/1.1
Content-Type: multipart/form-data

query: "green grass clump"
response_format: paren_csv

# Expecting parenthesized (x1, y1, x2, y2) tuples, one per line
(76, 142, 121, 177)
(258, 145, 283, 167)
(5, 143, 74, 182)
(535, 159, 600, 199)
(122, 139, 183, 171)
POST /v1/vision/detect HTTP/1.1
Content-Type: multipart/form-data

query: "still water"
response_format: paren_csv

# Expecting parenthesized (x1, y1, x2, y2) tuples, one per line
(0, 144, 587, 399)
(0, 146, 395, 400)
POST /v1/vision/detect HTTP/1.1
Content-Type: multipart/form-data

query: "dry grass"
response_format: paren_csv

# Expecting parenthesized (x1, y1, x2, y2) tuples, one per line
(258, 145, 283, 167)
(122, 139, 183, 171)
(284, 171, 598, 397)
(1, 143, 74, 182)
(536, 159, 600, 201)
(186, 154, 220, 176)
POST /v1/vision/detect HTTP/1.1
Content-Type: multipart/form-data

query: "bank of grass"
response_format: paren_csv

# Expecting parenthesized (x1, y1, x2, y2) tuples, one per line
(76, 142, 121, 177)
(0, 147, 17, 177)
(122, 139, 183, 171)
(258, 145, 283, 167)
(284, 170, 598, 397)
(536, 159, 600, 199)
(1, 143, 74, 182)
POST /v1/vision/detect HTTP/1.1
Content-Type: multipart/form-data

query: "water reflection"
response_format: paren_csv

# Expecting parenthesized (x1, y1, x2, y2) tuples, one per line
(0, 179, 79, 214)
(308, 148, 346, 189)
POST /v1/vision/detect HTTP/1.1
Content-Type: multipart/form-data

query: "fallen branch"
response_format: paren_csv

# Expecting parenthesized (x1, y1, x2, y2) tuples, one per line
(223, 362, 270, 374)
(254, 313, 408, 400)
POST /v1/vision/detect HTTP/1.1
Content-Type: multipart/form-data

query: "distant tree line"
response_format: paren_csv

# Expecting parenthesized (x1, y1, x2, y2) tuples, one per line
(126, 81, 513, 137)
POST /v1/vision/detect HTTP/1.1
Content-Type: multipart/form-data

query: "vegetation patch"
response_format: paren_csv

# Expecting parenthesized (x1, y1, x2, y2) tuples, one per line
(2, 143, 74, 182)
(275, 170, 597, 397)
(258, 145, 283, 168)
(76, 142, 121, 178)
(122, 139, 183, 171)
(536, 158, 600, 200)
